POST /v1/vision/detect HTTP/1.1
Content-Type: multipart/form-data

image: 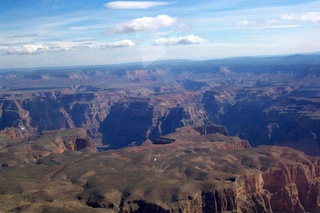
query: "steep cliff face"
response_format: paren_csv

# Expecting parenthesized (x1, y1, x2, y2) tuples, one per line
(193, 124, 229, 136)
(60, 92, 113, 139)
(235, 174, 272, 212)
(22, 97, 68, 131)
(100, 98, 210, 148)
(0, 96, 68, 132)
(262, 163, 320, 213)
(100, 99, 154, 148)
(261, 97, 320, 155)
(203, 87, 320, 155)
(0, 92, 115, 142)
(118, 189, 238, 213)
(0, 99, 32, 131)
(234, 159, 320, 213)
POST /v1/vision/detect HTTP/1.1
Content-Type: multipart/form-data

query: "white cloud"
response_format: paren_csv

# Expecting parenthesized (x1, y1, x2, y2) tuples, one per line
(4, 42, 80, 55)
(154, 35, 207, 45)
(3, 39, 136, 55)
(280, 12, 320, 25)
(235, 19, 299, 29)
(6, 44, 50, 54)
(109, 15, 177, 34)
(235, 20, 257, 28)
(104, 1, 173, 9)
(100, 39, 136, 48)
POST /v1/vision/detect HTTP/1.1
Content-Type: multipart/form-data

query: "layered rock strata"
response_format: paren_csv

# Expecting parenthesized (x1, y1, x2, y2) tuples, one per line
(1, 57, 320, 153)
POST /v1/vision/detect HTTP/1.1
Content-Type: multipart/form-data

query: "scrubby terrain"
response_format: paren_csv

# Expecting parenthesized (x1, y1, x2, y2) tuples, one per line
(0, 126, 319, 212)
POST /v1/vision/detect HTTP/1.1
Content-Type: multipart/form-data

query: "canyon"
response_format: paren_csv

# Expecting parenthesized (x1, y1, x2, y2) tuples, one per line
(1, 54, 320, 212)
(1, 54, 320, 154)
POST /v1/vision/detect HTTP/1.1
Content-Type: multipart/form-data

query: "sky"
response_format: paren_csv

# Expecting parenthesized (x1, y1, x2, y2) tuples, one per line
(0, 0, 320, 68)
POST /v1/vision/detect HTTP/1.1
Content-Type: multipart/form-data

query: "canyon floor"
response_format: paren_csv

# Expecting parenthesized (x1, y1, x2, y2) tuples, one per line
(1, 54, 320, 212)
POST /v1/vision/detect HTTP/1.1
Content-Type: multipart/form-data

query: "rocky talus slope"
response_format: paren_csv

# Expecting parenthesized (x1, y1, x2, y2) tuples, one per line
(0, 127, 319, 212)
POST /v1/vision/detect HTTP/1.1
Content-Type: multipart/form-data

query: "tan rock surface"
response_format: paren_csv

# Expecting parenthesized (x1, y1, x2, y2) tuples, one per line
(0, 129, 319, 212)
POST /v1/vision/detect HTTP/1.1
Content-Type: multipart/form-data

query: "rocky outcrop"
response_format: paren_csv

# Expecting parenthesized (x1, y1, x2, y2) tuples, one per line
(153, 125, 250, 151)
(193, 124, 229, 136)
(59, 129, 95, 151)
(154, 137, 176, 144)
(0, 127, 27, 139)
(0, 128, 95, 167)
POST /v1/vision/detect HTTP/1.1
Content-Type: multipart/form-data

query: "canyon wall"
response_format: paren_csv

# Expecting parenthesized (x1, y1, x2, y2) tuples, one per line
(1, 59, 320, 154)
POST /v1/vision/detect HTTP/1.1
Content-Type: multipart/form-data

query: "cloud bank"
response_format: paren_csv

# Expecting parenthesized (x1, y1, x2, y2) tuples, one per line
(101, 39, 136, 48)
(104, 1, 173, 9)
(236, 12, 320, 30)
(5, 44, 63, 55)
(3, 39, 136, 55)
(109, 15, 177, 33)
(281, 12, 320, 25)
(154, 35, 207, 45)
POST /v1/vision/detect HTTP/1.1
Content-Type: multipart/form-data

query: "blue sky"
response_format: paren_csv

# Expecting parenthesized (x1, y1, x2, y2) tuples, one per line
(1, 0, 320, 68)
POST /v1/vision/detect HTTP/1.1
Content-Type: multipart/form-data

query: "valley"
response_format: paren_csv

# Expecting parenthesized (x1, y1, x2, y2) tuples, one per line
(1, 54, 320, 212)
(1, 54, 320, 155)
